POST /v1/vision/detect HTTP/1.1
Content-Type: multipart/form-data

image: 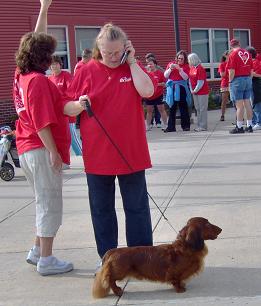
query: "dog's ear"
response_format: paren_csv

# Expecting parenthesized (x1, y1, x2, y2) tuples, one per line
(185, 226, 204, 251)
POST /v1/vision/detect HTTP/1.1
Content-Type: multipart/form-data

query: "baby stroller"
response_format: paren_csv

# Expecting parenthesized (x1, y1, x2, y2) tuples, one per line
(0, 126, 20, 181)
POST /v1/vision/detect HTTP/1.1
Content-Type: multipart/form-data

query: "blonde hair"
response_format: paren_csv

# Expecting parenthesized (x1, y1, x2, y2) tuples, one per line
(92, 23, 128, 60)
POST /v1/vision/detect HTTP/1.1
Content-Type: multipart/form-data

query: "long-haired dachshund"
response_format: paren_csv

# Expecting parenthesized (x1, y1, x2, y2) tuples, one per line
(92, 217, 222, 298)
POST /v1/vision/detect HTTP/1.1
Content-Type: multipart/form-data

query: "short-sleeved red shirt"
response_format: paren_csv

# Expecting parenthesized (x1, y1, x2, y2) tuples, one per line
(166, 62, 190, 81)
(218, 61, 229, 88)
(66, 59, 155, 175)
(14, 70, 70, 164)
(48, 71, 75, 123)
(227, 48, 253, 77)
(189, 65, 209, 95)
(148, 69, 166, 99)
(253, 58, 261, 74)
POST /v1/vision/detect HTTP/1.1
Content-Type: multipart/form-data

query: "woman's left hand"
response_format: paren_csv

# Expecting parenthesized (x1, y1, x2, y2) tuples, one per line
(79, 95, 91, 109)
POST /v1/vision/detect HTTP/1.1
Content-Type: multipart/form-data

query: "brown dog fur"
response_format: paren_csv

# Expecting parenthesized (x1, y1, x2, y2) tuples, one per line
(92, 217, 222, 298)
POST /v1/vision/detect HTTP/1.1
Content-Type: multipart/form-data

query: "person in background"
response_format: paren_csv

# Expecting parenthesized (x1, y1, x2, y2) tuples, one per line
(49, 55, 82, 162)
(144, 58, 168, 131)
(188, 53, 209, 132)
(66, 23, 154, 269)
(145, 53, 162, 128)
(227, 39, 253, 134)
(164, 50, 191, 132)
(246, 46, 261, 130)
(218, 50, 230, 121)
(14, 0, 76, 276)
(73, 48, 92, 75)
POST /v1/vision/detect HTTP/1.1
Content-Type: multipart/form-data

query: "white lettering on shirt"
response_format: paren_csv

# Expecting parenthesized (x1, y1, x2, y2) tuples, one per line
(119, 77, 132, 83)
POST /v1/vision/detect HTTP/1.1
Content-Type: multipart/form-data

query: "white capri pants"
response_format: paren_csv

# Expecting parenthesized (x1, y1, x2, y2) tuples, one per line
(19, 148, 63, 237)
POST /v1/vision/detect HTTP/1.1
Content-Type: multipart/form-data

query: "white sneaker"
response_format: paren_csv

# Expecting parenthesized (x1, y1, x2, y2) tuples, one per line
(146, 126, 152, 132)
(156, 123, 161, 128)
(94, 260, 102, 276)
(161, 124, 168, 131)
(62, 163, 70, 170)
(37, 256, 73, 276)
(253, 124, 261, 130)
(194, 127, 207, 132)
(26, 248, 40, 266)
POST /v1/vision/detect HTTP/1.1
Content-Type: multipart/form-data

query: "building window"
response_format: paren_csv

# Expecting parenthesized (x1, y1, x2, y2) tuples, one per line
(47, 26, 70, 70)
(233, 29, 250, 48)
(75, 27, 100, 61)
(191, 29, 229, 80)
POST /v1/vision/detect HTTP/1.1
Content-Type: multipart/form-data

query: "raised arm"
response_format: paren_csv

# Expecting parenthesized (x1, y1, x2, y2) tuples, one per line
(34, 0, 52, 33)
(125, 41, 154, 98)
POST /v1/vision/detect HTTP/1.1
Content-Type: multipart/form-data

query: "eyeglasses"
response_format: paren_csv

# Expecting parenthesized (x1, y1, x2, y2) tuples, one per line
(100, 49, 124, 58)
(177, 57, 184, 60)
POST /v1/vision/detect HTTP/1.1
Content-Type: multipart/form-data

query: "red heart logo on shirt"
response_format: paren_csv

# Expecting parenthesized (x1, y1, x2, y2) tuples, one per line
(238, 51, 250, 65)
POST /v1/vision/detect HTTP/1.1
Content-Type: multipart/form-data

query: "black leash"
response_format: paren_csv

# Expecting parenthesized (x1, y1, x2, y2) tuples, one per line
(84, 100, 177, 233)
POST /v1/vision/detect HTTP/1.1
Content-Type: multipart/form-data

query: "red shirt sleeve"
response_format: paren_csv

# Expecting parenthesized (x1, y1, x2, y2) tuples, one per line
(197, 65, 206, 80)
(66, 65, 90, 100)
(28, 76, 58, 132)
(182, 64, 190, 75)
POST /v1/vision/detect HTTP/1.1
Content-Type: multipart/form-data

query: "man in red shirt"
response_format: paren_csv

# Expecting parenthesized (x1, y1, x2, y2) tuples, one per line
(227, 39, 253, 133)
(73, 48, 92, 75)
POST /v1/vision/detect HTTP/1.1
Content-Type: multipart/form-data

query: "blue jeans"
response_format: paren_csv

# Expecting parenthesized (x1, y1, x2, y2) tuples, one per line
(230, 76, 252, 102)
(69, 123, 82, 156)
(253, 103, 261, 125)
(86, 170, 153, 258)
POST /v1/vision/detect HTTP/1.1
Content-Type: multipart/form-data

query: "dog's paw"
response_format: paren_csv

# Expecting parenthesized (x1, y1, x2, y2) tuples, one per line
(175, 286, 186, 293)
(113, 287, 123, 297)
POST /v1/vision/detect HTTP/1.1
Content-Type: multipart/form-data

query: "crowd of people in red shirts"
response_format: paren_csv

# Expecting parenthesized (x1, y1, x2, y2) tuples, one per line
(143, 39, 261, 135)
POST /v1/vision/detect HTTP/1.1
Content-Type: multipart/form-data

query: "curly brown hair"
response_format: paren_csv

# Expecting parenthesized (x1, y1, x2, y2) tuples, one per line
(16, 32, 57, 74)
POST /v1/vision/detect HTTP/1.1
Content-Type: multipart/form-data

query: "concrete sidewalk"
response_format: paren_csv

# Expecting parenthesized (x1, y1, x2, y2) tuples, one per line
(1, 108, 261, 306)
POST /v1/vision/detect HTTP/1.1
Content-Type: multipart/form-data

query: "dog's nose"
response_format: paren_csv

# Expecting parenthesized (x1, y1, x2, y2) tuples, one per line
(216, 226, 222, 234)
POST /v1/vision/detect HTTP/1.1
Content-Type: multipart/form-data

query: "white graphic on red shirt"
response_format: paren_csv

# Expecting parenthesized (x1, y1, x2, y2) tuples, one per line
(14, 79, 25, 114)
(238, 51, 250, 65)
(119, 77, 132, 83)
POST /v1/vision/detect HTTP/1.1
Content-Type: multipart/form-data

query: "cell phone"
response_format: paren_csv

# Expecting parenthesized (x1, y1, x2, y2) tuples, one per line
(120, 51, 130, 65)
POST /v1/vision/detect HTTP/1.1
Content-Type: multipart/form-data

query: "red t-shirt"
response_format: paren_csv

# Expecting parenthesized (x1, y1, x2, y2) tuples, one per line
(218, 61, 229, 88)
(227, 48, 253, 77)
(189, 64, 209, 95)
(14, 70, 70, 164)
(48, 71, 75, 123)
(148, 69, 166, 100)
(74, 60, 86, 75)
(253, 58, 261, 74)
(66, 59, 155, 175)
(166, 62, 190, 81)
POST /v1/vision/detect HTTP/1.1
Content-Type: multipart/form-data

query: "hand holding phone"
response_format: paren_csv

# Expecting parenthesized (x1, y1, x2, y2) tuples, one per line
(120, 51, 130, 65)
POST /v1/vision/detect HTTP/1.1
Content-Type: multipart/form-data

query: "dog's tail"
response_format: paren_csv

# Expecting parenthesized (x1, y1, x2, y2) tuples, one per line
(92, 266, 110, 298)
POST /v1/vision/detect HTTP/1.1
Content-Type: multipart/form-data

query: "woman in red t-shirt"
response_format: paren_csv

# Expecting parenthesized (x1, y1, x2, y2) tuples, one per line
(13, 0, 84, 276)
(164, 50, 191, 132)
(218, 50, 229, 121)
(66, 23, 154, 261)
(246, 46, 261, 130)
(188, 53, 209, 132)
(144, 58, 168, 131)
